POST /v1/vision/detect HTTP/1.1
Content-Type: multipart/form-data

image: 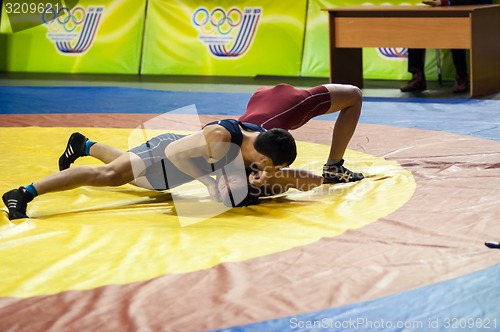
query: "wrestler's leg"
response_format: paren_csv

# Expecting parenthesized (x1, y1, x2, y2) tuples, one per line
(322, 84, 362, 165)
(89, 143, 127, 164)
(130, 176, 156, 190)
(58, 133, 143, 187)
(35, 152, 144, 195)
(59, 132, 126, 170)
(3, 152, 147, 219)
(88, 146, 156, 190)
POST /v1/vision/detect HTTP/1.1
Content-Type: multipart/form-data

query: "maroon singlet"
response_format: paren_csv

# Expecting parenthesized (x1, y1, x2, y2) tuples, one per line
(238, 84, 331, 130)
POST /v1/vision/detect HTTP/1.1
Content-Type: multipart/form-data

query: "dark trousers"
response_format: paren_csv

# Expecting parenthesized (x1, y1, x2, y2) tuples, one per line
(407, 49, 468, 76)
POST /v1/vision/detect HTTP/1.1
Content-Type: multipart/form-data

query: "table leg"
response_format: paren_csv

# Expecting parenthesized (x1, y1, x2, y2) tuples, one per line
(329, 47, 363, 88)
(470, 6, 500, 97)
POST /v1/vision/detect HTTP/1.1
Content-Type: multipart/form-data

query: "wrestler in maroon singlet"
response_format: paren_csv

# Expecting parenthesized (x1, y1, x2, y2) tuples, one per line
(238, 84, 331, 130)
(239, 83, 365, 185)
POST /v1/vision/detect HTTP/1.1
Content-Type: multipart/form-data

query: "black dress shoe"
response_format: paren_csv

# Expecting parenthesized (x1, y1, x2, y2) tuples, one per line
(401, 72, 427, 92)
(453, 74, 470, 93)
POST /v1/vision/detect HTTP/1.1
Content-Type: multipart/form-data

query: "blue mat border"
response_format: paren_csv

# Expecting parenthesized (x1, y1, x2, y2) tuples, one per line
(214, 264, 500, 332)
(0, 86, 493, 115)
(1, 86, 498, 141)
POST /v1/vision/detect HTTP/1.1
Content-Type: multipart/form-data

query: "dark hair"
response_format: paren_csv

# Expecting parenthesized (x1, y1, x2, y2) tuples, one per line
(254, 128, 296, 166)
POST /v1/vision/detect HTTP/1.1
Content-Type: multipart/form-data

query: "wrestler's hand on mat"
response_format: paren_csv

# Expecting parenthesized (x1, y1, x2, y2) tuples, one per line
(217, 172, 261, 207)
(204, 177, 222, 202)
(217, 173, 245, 200)
(248, 170, 271, 187)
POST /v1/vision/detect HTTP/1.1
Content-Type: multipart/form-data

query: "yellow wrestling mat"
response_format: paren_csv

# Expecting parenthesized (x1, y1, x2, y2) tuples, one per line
(0, 127, 415, 297)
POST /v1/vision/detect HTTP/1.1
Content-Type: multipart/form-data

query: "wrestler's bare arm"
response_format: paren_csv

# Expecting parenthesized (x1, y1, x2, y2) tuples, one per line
(260, 169, 323, 195)
(165, 126, 231, 201)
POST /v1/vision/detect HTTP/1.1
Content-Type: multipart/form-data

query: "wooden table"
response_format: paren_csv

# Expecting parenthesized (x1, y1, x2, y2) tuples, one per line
(322, 5, 500, 97)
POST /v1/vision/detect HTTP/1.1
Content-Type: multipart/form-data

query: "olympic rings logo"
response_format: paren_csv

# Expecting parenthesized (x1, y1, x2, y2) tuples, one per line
(192, 7, 243, 35)
(378, 48, 408, 58)
(42, 6, 86, 33)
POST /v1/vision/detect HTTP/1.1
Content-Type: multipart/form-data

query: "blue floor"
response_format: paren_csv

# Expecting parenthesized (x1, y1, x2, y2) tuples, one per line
(1, 86, 499, 141)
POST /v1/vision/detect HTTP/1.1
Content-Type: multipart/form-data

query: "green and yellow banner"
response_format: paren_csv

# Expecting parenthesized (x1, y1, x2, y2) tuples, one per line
(141, 0, 307, 76)
(2, 0, 496, 78)
(0, 0, 146, 74)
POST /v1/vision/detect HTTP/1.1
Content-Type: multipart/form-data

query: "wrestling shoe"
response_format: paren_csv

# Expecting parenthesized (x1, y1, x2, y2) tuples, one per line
(322, 159, 364, 184)
(485, 241, 500, 249)
(2, 187, 34, 220)
(59, 132, 87, 171)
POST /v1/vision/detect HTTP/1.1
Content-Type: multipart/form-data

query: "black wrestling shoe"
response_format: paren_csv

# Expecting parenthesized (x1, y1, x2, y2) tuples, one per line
(485, 241, 500, 249)
(323, 159, 364, 184)
(59, 132, 87, 171)
(2, 187, 34, 220)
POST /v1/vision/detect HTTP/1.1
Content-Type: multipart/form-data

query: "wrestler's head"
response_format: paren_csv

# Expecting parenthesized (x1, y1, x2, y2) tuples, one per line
(253, 128, 296, 172)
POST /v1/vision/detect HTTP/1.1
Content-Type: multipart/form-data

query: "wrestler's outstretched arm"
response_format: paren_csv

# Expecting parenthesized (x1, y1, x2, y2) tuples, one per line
(217, 168, 323, 207)
(259, 168, 323, 195)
